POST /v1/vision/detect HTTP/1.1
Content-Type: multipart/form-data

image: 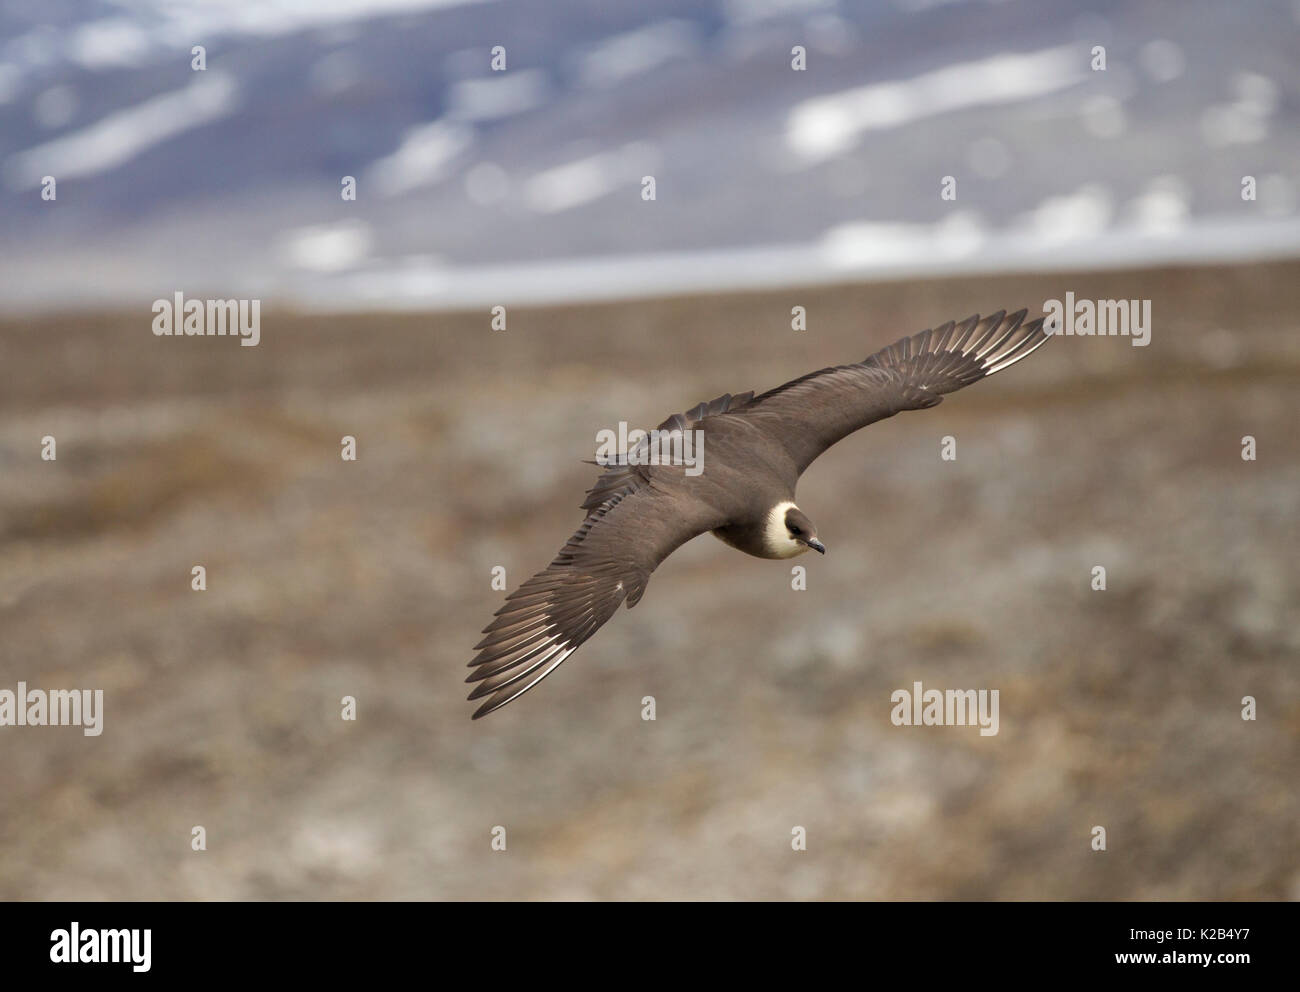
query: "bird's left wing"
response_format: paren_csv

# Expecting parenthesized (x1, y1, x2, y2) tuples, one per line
(737, 309, 1049, 474)
(467, 486, 720, 719)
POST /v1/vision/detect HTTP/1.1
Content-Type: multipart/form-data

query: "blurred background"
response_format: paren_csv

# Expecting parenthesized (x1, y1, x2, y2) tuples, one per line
(1, 0, 1297, 899)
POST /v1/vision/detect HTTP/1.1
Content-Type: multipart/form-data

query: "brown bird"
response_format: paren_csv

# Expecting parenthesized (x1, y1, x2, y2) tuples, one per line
(468, 309, 1050, 718)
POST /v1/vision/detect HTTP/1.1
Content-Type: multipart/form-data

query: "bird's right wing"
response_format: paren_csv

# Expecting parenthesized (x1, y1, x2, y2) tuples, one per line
(738, 309, 1049, 473)
(467, 486, 722, 719)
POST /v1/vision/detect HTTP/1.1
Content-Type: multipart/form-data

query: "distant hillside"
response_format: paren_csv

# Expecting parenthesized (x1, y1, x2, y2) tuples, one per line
(1, 0, 1299, 309)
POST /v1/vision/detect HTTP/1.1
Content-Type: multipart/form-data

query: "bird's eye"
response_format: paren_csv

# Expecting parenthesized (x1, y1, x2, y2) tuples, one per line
(790, 525, 802, 536)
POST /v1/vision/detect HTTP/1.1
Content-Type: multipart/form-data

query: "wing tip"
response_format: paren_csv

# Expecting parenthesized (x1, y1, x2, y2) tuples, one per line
(977, 311, 1052, 375)
(862, 306, 1051, 398)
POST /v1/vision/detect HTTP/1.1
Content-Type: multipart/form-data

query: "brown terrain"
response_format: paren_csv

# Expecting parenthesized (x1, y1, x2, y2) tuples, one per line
(1, 260, 1297, 899)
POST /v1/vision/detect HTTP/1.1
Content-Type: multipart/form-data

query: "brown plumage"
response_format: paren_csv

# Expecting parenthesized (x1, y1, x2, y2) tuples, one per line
(467, 309, 1050, 718)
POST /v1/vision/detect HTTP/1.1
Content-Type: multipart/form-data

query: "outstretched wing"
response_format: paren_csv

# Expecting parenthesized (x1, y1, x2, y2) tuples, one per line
(739, 309, 1049, 473)
(467, 487, 720, 719)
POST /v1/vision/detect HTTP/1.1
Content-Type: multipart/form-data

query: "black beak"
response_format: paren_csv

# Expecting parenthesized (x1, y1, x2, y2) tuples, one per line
(806, 538, 826, 554)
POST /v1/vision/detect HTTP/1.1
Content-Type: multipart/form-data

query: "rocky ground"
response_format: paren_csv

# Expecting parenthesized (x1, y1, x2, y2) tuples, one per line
(1, 260, 1296, 899)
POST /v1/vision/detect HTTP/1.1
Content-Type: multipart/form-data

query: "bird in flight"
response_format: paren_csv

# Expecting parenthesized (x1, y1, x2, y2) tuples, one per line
(467, 309, 1050, 718)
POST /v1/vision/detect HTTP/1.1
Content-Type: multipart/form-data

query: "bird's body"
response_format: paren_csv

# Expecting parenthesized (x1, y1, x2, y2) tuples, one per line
(467, 310, 1050, 718)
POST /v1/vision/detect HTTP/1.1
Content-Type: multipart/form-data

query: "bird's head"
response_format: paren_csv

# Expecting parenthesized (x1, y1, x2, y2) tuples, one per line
(765, 502, 825, 558)
(785, 507, 826, 555)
